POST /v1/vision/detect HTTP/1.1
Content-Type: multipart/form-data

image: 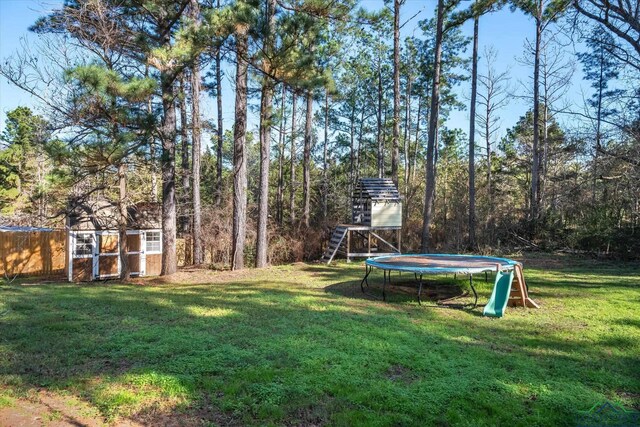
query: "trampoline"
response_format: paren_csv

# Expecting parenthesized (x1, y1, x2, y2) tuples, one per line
(361, 254, 521, 307)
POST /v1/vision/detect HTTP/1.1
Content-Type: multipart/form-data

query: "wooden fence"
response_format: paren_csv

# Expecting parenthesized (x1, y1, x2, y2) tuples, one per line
(0, 230, 67, 279)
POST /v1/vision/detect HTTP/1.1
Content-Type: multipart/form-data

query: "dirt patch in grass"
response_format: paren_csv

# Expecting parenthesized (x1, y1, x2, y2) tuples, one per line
(0, 389, 139, 427)
(4, 265, 299, 289)
(325, 275, 469, 304)
(285, 405, 328, 427)
(284, 396, 336, 427)
(130, 265, 304, 287)
(130, 397, 241, 427)
(131, 267, 253, 286)
(616, 391, 640, 411)
(385, 364, 415, 384)
(0, 390, 243, 427)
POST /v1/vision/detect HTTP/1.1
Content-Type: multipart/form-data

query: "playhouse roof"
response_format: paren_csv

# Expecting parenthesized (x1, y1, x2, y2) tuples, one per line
(353, 178, 401, 202)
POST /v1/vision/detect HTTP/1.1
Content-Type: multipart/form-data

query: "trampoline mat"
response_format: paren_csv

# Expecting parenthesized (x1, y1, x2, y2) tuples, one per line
(366, 254, 518, 274)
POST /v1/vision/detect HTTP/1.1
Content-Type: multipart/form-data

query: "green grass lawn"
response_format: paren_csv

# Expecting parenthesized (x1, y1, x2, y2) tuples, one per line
(0, 254, 639, 426)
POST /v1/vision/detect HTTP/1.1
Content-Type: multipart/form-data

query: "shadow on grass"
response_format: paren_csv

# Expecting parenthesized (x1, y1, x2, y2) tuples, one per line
(324, 277, 479, 309)
(0, 261, 638, 425)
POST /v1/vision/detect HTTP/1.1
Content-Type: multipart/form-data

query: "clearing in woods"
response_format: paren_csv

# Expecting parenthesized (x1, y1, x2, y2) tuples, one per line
(0, 254, 638, 426)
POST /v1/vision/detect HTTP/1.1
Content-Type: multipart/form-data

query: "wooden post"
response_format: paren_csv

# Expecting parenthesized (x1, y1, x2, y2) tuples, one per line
(346, 229, 351, 262)
(514, 265, 527, 306)
(367, 231, 371, 254)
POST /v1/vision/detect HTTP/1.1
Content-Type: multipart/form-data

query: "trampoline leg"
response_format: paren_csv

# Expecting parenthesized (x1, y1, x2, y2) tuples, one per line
(469, 275, 478, 309)
(360, 265, 371, 293)
(382, 270, 387, 301)
(417, 274, 423, 306)
(485, 271, 488, 283)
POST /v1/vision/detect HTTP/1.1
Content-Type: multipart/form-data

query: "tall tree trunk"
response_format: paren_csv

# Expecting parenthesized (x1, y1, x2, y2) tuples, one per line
(443, 167, 448, 235)
(531, 10, 542, 232)
(190, 2, 203, 264)
(215, 54, 224, 205)
(468, 14, 479, 250)
(36, 147, 45, 224)
(411, 94, 422, 184)
(178, 77, 190, 264)
(485, 96, 493, 240)
(421, 0, 445, 252)
(146, 66, 158, 203)
(391, 0, 401, 185)
(403, 76, 412, 199)
(190, 0, 203, 264)
(383, 104, 388, 170)
(277, 84, 287, 225)
(256, 0, 276, 268)
(593, 53, 604, 203)
(150, 139, 158, 202)
(377, 66, 384, 178)
(179, 77, 190, 196)
(302, 91, 312, 228)
(118, 162, 130, 281)
(356, 107, 365, 183)
(322, 89, 329, 220)
(289, 91, 297, 225)
(541, 102, 548, 214)
(160, 72, 178, 275)
(215, 0, 224, 206)
(541, 53, 550, 213)
(348, 102, 356, 199)
(256, 79, 274, 266)
(232, 30, 249, 270)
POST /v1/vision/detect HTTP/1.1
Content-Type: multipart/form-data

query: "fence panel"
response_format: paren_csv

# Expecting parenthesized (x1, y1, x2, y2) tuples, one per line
(0, 230, 67, 278)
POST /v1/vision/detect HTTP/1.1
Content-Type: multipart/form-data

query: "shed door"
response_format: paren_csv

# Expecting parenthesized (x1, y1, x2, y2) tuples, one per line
(126, 231, 143, 276)
(97, 232, 120, 279)
(70, 232, 96, 282)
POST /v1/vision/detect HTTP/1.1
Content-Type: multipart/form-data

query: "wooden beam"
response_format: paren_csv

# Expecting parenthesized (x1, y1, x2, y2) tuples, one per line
(369, 231, 400, 253)
(347, 252, 399, 257)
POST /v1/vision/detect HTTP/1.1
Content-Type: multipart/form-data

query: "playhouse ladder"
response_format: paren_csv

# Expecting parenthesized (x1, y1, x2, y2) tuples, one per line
(322, 226, 349, 264)
(508, 264, 540, 308)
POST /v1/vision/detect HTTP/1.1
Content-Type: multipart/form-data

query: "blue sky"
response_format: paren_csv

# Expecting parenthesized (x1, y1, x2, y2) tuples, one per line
(0, 0, 587, 143)
(0, 0, 53, 132)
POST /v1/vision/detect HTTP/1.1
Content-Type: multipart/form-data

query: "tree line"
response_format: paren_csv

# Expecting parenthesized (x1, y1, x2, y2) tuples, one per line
(0, 0, 638, 277)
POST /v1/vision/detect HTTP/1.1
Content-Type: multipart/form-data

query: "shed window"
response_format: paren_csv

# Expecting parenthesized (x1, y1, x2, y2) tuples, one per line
(75, 234, 93, 257)
(146, 231, 161, 253)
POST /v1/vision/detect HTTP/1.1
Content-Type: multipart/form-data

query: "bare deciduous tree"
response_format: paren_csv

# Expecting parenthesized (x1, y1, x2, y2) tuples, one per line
(477, 46, 511, 238)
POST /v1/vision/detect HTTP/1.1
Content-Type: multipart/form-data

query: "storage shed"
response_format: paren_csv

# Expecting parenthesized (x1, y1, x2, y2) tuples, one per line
(67, 200, 162, 281)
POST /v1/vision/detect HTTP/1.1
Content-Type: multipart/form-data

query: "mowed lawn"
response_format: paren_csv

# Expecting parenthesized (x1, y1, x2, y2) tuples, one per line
(0, 255, 638, 426)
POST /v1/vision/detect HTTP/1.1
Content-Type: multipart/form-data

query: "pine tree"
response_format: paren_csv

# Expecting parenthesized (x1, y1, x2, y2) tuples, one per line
(510, 0, 569, 234)
(578, 27, 623, 202)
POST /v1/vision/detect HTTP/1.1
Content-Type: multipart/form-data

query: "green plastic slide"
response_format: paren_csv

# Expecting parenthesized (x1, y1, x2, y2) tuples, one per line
(483, 269, 514, 317)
